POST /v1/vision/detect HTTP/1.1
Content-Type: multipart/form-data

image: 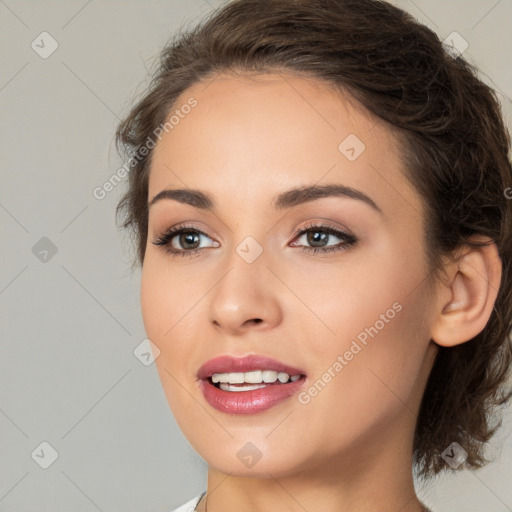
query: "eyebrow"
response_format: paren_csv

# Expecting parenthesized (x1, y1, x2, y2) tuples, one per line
(148, 184, 382, 214)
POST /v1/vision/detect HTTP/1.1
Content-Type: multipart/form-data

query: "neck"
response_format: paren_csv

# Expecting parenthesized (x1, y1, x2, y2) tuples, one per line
(197, 414, 425, 512)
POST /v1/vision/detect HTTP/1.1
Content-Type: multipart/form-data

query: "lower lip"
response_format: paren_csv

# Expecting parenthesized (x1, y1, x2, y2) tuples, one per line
(199, 377, 306, 414)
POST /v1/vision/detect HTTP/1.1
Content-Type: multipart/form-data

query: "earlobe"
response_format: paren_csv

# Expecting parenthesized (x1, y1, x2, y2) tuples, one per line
(431, 239, 502, 348)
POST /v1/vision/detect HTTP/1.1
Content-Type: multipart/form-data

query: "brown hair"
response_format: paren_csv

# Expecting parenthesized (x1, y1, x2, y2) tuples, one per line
(115, 0, 512, 478)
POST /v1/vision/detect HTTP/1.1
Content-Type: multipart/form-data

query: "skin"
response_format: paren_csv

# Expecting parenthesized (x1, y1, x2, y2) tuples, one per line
(140, 72, 501, 512)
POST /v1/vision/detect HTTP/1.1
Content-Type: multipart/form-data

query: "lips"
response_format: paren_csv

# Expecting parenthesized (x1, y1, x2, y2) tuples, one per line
(197, 354, 307, 415)
(197, 354, 306, 380)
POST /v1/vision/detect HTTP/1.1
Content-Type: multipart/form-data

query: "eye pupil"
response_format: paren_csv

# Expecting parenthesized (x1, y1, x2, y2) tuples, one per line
(180, 231, 200, 249)
(307, 231, 328, 247)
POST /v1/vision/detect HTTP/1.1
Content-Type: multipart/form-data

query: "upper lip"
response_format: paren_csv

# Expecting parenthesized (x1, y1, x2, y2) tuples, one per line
(197, 354, 306, 380)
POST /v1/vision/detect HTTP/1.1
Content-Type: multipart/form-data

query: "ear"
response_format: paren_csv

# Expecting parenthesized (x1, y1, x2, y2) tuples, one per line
(431, 237, 502, 347)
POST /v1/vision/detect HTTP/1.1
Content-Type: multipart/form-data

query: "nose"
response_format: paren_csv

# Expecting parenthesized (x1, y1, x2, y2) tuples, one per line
(208, 253, 283, 336)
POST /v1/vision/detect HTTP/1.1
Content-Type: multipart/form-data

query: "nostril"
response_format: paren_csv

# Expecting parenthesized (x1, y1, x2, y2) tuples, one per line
(247, 318, 263, 325)
(241, 318, 263, 327)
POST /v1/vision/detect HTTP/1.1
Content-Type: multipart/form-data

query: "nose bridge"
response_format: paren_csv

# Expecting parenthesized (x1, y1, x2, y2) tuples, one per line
(208, 235, 282, 333)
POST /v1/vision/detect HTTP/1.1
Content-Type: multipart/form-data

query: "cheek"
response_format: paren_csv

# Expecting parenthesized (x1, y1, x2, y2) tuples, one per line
(140, 255, 204, 341)
(140, 260, 192, 399)
(288, 300, 430, 467)
(302, 272, 430, 441)
(140, 264, 170, 346)
(140, 270, 193, 432)
(140, 256, 207, 408)
(290, 238, 431, 404)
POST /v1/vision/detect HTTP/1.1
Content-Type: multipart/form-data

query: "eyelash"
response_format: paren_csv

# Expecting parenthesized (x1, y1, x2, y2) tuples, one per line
(152, 222, 357, 258)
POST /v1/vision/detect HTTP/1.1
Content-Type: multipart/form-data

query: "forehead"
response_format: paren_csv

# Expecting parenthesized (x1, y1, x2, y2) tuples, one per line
(148, 72, 423, 221)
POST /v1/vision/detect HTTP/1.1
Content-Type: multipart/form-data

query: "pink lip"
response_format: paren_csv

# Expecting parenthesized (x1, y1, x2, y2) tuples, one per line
(197, 354, 307, 415)
(197, 354, 306, 380)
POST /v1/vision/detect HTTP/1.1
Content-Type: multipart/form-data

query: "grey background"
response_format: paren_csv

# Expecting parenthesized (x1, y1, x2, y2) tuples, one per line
(0, 0, 511, 511)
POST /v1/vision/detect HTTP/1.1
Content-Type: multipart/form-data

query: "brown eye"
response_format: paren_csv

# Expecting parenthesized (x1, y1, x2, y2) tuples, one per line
(152, 225, 219, 257)
(176, 231, 201, 250)
(306, 230, 330, 247)
(292, 224, 357, 253)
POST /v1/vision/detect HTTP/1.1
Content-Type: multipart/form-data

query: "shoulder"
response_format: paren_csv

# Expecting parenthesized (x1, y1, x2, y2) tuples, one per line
(168, 493, 204, 512)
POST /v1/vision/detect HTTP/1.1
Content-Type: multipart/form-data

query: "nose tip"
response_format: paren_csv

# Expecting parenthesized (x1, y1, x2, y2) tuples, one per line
(209, 264, 282, 334)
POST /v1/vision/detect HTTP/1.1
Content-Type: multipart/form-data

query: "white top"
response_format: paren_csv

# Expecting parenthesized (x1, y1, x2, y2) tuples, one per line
(169, 493, 204, 512)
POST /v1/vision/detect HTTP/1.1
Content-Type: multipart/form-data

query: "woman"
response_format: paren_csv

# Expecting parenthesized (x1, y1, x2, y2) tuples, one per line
(115, 0, 512, 510)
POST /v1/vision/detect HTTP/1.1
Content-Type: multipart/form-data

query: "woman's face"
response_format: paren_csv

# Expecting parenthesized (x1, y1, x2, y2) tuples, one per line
(142, 72, 438, 478)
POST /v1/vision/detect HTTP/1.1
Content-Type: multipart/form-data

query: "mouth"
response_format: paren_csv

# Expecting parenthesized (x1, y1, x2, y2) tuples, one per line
(208, 369, 303, 391)
(197, 354, 307, 414)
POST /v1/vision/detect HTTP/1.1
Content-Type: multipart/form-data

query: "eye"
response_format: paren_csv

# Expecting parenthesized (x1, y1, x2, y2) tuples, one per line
(152, 224, 219, 257)
(290, 223, 357, 254)
(152, 222, 357, 258)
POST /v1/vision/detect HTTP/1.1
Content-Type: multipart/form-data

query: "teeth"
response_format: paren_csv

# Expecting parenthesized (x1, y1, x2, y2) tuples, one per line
(219, 383, 268, 392)
(245, 370, 263, 383)
(277, 372, 289, 383)
(211, 370, 302, 385)
(263, 370, 279, 383)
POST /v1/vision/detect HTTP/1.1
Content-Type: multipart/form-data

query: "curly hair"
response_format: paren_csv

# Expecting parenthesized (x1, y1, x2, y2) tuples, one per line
(115, 0, 512, 478)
